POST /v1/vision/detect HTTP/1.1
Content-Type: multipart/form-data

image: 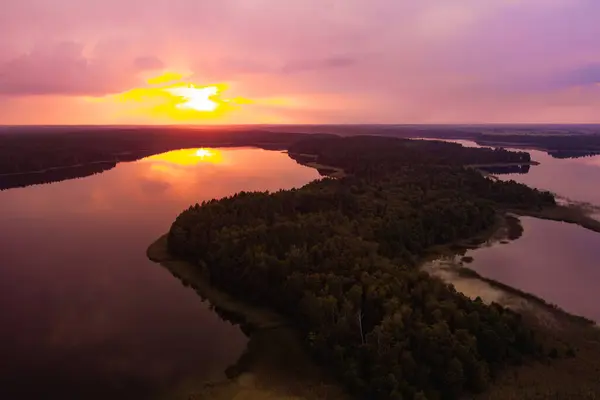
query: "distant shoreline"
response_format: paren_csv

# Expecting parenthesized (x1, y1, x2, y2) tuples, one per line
(422, 214, 596, 327)
(468, 161, 540, 167)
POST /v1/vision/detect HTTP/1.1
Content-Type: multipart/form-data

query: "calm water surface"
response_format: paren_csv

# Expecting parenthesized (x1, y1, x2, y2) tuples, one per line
(450, 140, 600, 322)
(0, 147, 320, 399)
(448, 139, 600, 204)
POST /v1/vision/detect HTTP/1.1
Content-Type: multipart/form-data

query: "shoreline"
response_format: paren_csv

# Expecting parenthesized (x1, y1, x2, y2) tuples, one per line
(422, 213, 596, 327)
(147, 235, 286, 332)
(286, 152, 346, 178)
(468, 161, 540, 168)
(421, 214, 600, 399)
(514, 204, 600, 234)
(147, 235, 349, 400)
(149, 209, 600, 399)
(292, 155, 600, 326)
(295, 153, 600, 235)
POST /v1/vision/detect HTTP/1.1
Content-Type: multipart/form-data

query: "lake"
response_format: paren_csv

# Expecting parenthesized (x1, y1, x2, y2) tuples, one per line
(0, 147, 320, 399)
(449, 140, 600, 322)
(2, 140, 600, 399)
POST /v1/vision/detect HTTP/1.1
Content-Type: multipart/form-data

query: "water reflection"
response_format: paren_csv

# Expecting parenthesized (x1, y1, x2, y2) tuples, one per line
(142, 148, 225, 166)
(431, 137, 600, 205)
(464, 217, 600, 322)
(414, 138, 533, 175)
(496, 148, 600, 205)
(436, 139, 600, 323)
(547, 150, 600, 159)
(0, 147, 320, 399)
(477, 164, 530, 175)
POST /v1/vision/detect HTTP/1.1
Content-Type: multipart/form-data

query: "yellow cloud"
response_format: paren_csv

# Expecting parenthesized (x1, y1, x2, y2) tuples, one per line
(101, 72, 251, 122)
(146, 71, 186, 85)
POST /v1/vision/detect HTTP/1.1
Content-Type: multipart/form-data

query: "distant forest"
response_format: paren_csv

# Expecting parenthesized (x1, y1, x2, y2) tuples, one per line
(0, 129, 334, 190)
(2, 126, 600, 189)
(168, 136, 563, 399)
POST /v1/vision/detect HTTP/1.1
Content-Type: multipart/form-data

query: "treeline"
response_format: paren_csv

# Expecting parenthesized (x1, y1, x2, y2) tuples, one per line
(288, 136, 531, 179)
(546, 150, 600, 159)
(0, 128, 332, 176)
(476, 165, 530, 175)
(475, 134, 600, 152)
(0, 128, 336, 189)
(328, 125, 600, 158)
(168, 136, 558, 399)
(0, 162, 116, 191)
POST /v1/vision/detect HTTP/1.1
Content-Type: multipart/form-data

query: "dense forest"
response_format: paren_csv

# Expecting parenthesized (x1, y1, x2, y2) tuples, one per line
(0, 128, 332, 175)
(288, 136, 532, 177)
(167, 136, 560, 399)
(474, 134, 600, 152)
(0, 162, 117, 191)
(546, 150, 600, 159)
(269, 124, 600, 157)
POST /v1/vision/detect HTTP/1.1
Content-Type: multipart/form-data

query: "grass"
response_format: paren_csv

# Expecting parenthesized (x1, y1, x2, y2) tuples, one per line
(514, 205, 600, 234)
(424, 259, 600, 399)
(455, 266, 595, 326)
(478, 321, 600, 400)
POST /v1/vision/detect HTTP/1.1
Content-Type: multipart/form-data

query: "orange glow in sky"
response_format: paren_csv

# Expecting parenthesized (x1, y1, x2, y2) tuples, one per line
(167, 85, 219, 112)
(103, 72, 251, 122)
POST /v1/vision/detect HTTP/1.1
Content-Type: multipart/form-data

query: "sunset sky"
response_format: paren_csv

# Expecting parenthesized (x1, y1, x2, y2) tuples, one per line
(1, 0, 599, 125)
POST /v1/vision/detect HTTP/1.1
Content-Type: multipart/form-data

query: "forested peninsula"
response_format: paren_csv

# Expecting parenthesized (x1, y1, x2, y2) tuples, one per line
(158, 136, 583, 399)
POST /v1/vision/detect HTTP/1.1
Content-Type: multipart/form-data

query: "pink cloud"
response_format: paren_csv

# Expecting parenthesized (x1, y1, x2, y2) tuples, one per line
(133, 56, 164, 71)
(0, 41, 165, 96)
(1, 0, 600, 123)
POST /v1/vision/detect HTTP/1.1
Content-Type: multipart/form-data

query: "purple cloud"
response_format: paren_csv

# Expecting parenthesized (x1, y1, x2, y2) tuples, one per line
(0, 41, 147, 96)
(281, 56, 356, 74)
(559, 64, 600, 87)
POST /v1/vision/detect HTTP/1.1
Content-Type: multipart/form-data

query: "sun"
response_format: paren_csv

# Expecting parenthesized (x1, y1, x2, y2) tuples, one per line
(167, 84, 219, 112)
(195, 148, 213, 158)
(108, 72, 253, 122)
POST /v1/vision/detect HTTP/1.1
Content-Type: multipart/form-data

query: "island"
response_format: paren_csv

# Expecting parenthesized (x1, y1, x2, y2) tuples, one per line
(150, 135, 600, 399)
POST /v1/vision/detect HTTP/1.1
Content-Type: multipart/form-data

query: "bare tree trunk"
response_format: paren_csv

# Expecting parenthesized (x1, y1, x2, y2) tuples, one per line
(357, 310, 365, 345)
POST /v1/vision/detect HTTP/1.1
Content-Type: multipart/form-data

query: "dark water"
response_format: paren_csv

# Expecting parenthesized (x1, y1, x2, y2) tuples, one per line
(446, 140, 600, 322)
(0, 148, 319, 399)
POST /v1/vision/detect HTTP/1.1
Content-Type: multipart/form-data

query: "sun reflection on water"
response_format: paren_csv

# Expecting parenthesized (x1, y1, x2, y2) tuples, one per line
(142, 148, 224, 167)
